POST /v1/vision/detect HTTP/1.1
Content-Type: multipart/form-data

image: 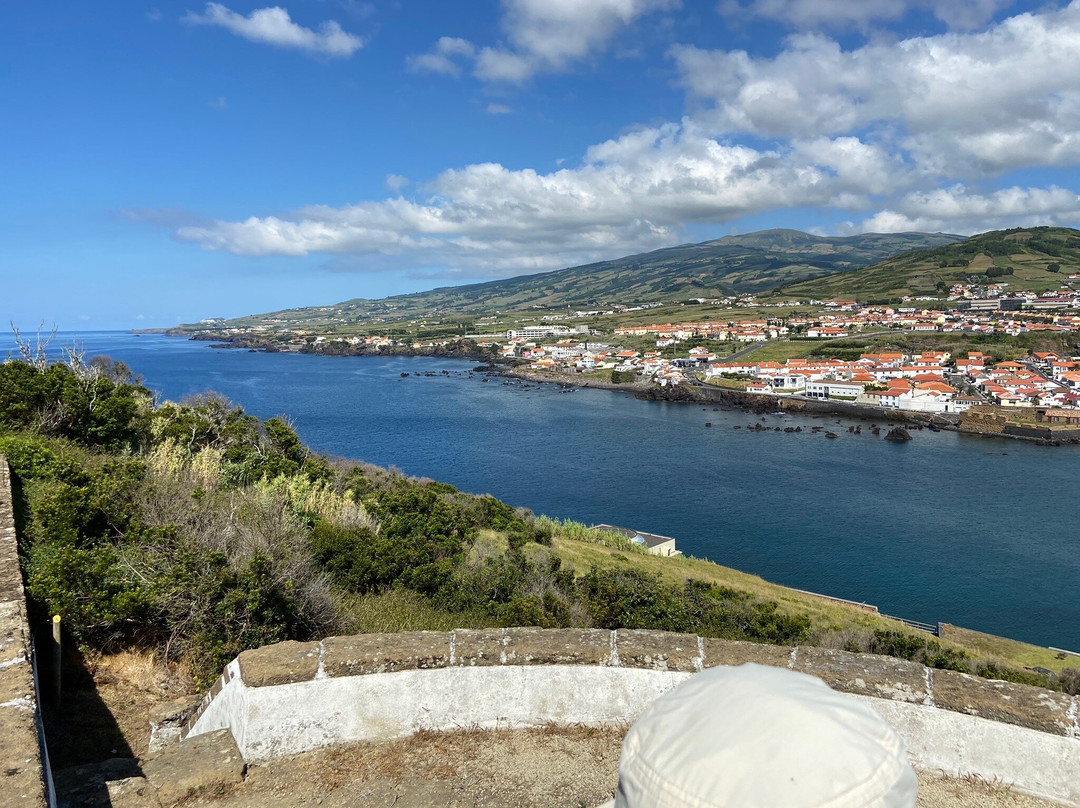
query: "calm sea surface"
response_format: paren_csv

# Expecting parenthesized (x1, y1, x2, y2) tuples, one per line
(7, 332, 1079, 651)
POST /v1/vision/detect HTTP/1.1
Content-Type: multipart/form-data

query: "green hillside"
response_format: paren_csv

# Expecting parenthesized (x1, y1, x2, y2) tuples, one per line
(176, 229, 960, 332)
(769, 227, 1080, 302)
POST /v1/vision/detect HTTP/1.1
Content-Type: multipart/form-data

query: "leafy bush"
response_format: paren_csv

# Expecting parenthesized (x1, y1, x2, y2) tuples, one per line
(974, 661, 1051, 689)
(1056, 668, 1080, 695)
(868, 629, 970, 671)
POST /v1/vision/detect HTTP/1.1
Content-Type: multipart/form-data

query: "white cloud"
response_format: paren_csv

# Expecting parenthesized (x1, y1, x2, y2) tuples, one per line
(406, 37, 475, 76)
(172, 123, 909, 274)
(209, 96, 228, 109)
(163, 2, 1079, 275)
(855, 186, 1080, 234)
(674, 2, 1080, 177)
(718, 0, 1014, 31)
(184, 3, 364, 57)
(411, 0, 679, 83)
(385, 174, 410, 192)
(486, 103, 513, 115)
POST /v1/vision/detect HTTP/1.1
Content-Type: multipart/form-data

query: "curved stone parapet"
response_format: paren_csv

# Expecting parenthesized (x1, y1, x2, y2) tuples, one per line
(185, 628, 1080, 806)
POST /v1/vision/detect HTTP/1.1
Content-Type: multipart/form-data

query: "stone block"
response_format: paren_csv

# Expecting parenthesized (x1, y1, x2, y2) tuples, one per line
(615, 629, 700, 672)
(451, 629, 505, 666)
(53, 758, 142, 807)
(933, 670, 1074, 736)
(147, 695, 203, 755)
(700, 638, 792, 670)
(503, 628, 611, 666)
(108, 777, 163, 808)
(237, 640, 321, 688)
(0, 659, 35, 704)
(322, 632, 450, 677)
(144, 729, 245, 806)
(794, 647, 926, 703)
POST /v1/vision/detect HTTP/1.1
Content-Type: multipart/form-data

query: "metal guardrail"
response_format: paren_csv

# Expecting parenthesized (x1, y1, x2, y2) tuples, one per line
(881, 615, 940, 636)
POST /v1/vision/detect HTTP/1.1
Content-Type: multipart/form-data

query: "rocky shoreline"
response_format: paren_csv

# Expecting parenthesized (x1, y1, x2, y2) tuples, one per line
(160, 332, 1076, 445)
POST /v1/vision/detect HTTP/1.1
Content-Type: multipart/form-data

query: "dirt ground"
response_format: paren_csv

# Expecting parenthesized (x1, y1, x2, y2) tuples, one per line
(48, 650, 192, 770)
(181, 726, 1059, 808)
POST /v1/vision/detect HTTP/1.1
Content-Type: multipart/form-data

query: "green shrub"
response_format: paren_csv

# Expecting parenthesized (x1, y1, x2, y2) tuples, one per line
(26, 543, 150, 648)
(869, 629, 970, 671)
(973, 662, 1052, 688)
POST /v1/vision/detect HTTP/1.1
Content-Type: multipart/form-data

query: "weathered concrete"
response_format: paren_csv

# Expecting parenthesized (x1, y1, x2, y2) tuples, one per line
(323, 631, 449, 677)
(933, 669, 1075, 736)
(0, 456, 50, 807)
(236, 641, 320, 688)
(866, 697, 1080, 806)
(503, 627, 611, 666)
(183, 629, 1080, 807)
(107, 776, 163, 808)
(143, 728, 244, 806)
(794, 647, 927, 704)
(192, 664, 690, 763)
(615, 629, 701, 672)
(701, 637, 793, 669)
(53, 758, 143, 808)
(147, 694, 203, 755)
(447, 628, 502, 666)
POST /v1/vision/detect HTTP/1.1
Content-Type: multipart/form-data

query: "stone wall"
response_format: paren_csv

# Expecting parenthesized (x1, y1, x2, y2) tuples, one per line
(959, 405, 1080, 442)
(0, 457, 51, 807)
(186, 628, 1080, 806)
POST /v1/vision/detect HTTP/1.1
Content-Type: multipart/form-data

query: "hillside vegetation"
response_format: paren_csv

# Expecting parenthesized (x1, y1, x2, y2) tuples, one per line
(771, 226, 1080, 301)
(2, 349, 1075, 692)
(178, 230, 960, 332)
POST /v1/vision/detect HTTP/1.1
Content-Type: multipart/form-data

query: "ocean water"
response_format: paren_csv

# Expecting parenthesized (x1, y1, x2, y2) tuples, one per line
(6, 331, 1079, 651)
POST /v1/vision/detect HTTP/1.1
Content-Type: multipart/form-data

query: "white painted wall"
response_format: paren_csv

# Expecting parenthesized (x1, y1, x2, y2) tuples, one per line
(188, 664, 1080, 807)
(191, 665, 690, 762)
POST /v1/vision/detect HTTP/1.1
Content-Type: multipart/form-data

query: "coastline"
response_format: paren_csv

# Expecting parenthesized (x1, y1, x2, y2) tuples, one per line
(156, 331, 1076, 445)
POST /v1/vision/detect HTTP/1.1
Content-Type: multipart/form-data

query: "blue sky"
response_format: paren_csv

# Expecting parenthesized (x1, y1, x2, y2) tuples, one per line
(3, 0, 1080, 330)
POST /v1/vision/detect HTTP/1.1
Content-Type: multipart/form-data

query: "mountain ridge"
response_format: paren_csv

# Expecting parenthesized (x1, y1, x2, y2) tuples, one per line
(181, 229, 962, 331)
(768, 226, 1080, 301)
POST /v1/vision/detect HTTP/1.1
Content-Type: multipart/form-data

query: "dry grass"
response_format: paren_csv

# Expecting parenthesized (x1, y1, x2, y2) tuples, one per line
(48, 649, 193, 770)
(939, 624, 1079, 675)
(337, 588, 502, 635)
(704, 376, 750, 390)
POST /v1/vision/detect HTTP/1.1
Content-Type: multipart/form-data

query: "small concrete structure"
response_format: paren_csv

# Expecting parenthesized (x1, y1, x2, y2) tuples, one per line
(593, 524, 681, 557)
(185, 628, 1080, 806)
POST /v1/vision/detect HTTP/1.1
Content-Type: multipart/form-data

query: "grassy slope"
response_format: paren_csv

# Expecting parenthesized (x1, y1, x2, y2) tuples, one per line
(180, 230, 961, 332)
(771, 227, 1080, 301)
(546, 536, 1078, 675)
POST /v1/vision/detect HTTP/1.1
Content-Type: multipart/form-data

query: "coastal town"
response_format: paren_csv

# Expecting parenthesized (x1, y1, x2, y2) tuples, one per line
(190, 274, 1080, 422)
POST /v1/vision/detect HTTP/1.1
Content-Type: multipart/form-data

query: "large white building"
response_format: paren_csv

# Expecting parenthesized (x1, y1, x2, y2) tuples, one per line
(506, 325, 589, 340)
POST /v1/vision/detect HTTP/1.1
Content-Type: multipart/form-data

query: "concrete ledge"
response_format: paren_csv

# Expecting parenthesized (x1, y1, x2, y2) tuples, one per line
(794, 646, 927, 704)
(323, 631, 450, 677)
(193, 665, 689, 762)
(184, 628, 1080, 806)
(933, 668, 1075, 737)
(237, 641, 320, 688)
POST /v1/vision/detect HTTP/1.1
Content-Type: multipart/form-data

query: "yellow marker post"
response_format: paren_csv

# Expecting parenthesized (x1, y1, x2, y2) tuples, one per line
(51, 615, 61, 706)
